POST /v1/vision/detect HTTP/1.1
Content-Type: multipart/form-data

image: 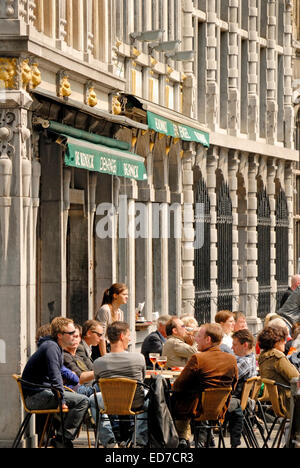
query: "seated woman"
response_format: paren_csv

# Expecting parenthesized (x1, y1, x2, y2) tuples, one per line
(257, 326, 299, 418)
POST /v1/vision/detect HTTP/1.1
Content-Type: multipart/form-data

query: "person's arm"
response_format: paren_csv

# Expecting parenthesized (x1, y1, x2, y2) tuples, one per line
(173, 354, 198, 392)
(95, 306, 109, 356)
(276, 355, 300, 384)
(79, 371, 95, 384)
(173, 340, 198, 360)
(46, 344, 66, 405)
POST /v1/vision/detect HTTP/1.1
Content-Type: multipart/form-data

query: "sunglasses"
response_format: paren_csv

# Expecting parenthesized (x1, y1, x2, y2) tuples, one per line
(92, 331, 103, 338)
(62, 330, 76, 336)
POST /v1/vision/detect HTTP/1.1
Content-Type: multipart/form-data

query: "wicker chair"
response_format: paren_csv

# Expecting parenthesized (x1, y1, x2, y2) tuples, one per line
(261, 378, 290, 448)
(95, 377, 146, 448)
(239, 376, 264, 448)
(12, 374, 68, 448)
(192, 387, 232, 448)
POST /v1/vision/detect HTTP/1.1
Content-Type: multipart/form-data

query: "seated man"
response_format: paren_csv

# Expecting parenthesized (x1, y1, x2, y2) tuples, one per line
(172, 323, 238, 447)
(76, 320, 104, 369)
(63, 324, 100, 396)
(89, 321, 147, 448)
(162, 317, 198, 368)
(141, 315, 170, 368)
(226, 329, 257, 448)
(21, 317, 89, 448)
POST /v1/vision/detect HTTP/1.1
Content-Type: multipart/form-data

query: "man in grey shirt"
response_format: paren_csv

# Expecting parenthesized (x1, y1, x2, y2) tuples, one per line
(90, 321, 148, 447)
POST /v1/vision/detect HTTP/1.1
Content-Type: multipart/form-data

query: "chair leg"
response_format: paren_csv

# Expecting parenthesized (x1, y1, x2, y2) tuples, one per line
(38, 414, 51, 448)
(217, 423, 226, 448)
(12, 413, 32, 448)
(262, 415, 279, 448)
(272, 418, 287, 449)
(132, 415, 137, 448)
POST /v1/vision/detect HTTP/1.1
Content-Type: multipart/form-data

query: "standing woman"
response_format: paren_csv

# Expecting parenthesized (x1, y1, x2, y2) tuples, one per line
(95, 283, 128, 356)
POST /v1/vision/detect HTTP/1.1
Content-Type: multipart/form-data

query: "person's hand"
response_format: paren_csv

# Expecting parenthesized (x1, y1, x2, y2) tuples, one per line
(184, 333, 195, 346)
(62, 403, 69, 410)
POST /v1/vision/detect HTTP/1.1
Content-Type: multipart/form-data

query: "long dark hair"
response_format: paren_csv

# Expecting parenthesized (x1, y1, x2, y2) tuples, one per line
(101, 283, 127, 306)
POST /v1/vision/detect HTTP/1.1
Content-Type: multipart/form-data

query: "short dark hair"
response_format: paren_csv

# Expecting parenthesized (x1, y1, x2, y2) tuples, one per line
(82, 320, 101, 338)
(165, 317, 180, 337)
(107, 321, 130, 343)
(257, 326, 287, 351)
(232, 329, 254, 349)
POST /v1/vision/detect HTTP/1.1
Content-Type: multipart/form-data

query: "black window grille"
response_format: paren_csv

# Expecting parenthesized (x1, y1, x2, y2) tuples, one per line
(217, 182, 233, 311)
(194, 177, 211, 324)
(275, 190, 289, 309)
(257, 188, 271, 319)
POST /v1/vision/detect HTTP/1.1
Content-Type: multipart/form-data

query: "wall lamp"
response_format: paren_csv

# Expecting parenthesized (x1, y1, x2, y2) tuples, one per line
(165, 50, 195, 61)
(130, 30, 165, 43)
(148, 40, 181, 53)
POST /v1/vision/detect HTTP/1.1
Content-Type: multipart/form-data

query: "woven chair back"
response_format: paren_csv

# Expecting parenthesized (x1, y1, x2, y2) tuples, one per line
(195, 387, 232, 421)
(99, 378, 138, 415)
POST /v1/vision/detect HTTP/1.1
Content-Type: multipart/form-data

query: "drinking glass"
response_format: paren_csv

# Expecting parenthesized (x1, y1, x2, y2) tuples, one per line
(157, 356, 167, 374)
(149, 353, 160, 372)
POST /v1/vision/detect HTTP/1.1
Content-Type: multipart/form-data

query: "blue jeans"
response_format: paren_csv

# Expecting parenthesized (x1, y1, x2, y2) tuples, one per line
(25, 389, 89, 441)
(89, 392, 149, 447)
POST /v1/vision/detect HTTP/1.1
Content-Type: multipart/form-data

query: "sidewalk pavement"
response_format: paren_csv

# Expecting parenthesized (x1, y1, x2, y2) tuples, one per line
(73, 423, 279, 449)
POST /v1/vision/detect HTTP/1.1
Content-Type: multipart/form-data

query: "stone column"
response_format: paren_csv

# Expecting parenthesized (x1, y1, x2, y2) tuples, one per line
(182, 0, 196, 119)
(228, 0, 239, 136)
(285, 162, 295, 280)
(137, 132, 155, 320)
(237, 153, 249, 314)
(248, 0, 259, 140)
(181, 144, 195, 315)
(283, 0, 294, 148)
(246, 155, 261, 332)
(0, 85, 36, 447)
(267, 158, 277, 314)
(228, 150, 240, 311)
(88, 172, 97, 318)
(206, 147, 218, 321)
(206, 0, 218, 130)
(119, 178, 138, 349)
(27, 130, 41, 357)
(266, 0, 277, 145)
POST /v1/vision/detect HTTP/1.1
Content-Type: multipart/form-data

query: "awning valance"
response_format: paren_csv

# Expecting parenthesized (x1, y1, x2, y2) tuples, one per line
(147, 111, 210, 147)
(49, 122, 147, 181)
(60, 135, 147, 181)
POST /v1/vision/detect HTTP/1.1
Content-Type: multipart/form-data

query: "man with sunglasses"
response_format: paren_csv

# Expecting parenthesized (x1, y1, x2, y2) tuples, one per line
(76, 320, 104, 369)
(21, 317, 89, 448)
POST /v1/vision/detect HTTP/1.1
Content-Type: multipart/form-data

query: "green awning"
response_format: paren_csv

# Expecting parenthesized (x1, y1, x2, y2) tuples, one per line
(58, 134, 147, 181)
(147, 111, 209, 147)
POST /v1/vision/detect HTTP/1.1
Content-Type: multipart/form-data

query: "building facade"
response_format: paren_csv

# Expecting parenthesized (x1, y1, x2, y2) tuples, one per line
(293, 0, 300, 270)
(0, 0, 299, 447)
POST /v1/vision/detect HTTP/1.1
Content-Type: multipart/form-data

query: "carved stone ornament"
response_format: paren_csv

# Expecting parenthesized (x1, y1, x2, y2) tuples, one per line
(30, 62, 42, 89)
(0, 58, 17, 89)
(0, 110, 15, 262)
(112, 95, 122, 115)
(85, 81, 98, 107)
(57, 70, 72, 99)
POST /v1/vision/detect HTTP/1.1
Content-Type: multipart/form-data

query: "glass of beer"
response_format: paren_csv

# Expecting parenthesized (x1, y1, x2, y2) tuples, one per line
(149, 353, 160, 372)
(157, 356, 167, 374)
